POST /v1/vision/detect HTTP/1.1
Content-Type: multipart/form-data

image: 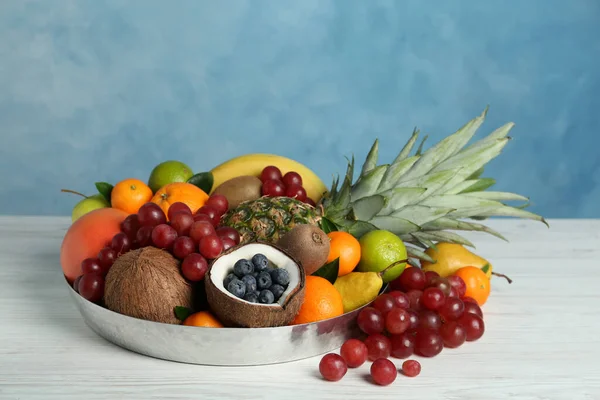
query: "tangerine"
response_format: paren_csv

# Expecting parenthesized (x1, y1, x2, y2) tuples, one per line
(183, 311, 224, 327)
(453, 266, 491, 306)
(111, 178, 153, 214)
(291, 275, 344, 325)
(151, 182, 209, 219)
(326, 231, 361, 276)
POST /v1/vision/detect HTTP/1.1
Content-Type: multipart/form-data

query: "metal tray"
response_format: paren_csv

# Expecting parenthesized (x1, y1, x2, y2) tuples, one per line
(67, 279, 381, 366)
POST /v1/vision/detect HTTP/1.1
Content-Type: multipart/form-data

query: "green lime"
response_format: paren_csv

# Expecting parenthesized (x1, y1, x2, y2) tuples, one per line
(356, 230, 407, 283)
(71, 194, 110, 222)
(148, 160, 193, 193)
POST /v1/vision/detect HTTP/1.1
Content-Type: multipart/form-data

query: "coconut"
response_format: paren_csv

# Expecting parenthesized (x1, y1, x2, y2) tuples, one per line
(205, 242, 305, 328)
(104, 247, 193, 324)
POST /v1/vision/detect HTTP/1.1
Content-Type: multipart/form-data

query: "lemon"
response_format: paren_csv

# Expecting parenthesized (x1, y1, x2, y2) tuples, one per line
(356, 230, 407, 283)
(148, 160, 193, 193)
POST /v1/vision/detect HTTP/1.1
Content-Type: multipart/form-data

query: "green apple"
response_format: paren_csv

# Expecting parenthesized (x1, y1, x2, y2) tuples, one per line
(72, 194, 110, 222)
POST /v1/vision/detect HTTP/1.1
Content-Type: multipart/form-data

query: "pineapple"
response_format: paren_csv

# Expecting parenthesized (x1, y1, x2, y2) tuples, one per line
(220, 108, 547, 265)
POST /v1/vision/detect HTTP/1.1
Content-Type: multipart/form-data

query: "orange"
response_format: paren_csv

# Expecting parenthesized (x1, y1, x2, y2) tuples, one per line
(291, 276, 344, 324)
(60, 208, 129, 283)
(326, 231, 361, 276)
(183, 311, 224, 327)
(453, 266, 491, 306)
(150, 182, 209, 218)
(111, 178, 153, 214)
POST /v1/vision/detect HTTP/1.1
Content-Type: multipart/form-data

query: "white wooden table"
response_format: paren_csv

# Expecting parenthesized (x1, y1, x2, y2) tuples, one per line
(0, 216, 598, 399)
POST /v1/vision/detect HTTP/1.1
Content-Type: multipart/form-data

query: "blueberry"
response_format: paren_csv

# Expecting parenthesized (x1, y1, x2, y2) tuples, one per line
(258, 289, 275, 304)
(223, 273, 236, 288)
(241, 274, 257, 293)
(243, 292, 259, 303)
(270, 284, 285, 301)
(256, 271, 272, 290)
(270, 268, 290, 286)
(251, 253, 269, 272)
(227, 279, 246, 299)
(233, 259, 254, 277)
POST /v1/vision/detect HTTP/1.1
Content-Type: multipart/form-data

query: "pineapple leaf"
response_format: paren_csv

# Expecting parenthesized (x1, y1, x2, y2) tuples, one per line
(467, 205, 549, 227)
(415, 135, 429, 156)
(405, 245, 435, 263)
(378, 155, 419, 191)
(420, 194, 504, 210)
(399, 108, 488, 183)
(421, 217, 508, 241)
(361, 139, 379, 176)
(462, 191, 529, 202)
(467, 167, 485, 180)
(369, 216, 421, 235)
(392, 205, 456, 226)
(414, 231, 476, 248)
(352, 195, 385, 221)
(410, 232, 437, 250)
(454, 178, 496, 194)
(463, 122, 514, 152)
(319, 217, 338, 234)
(396, 169, 459, 203)
(379, 187, 427, 215)
(346, 220, 379, 238)
(394, 128, 419, 163)
(351, 165, 388, 201)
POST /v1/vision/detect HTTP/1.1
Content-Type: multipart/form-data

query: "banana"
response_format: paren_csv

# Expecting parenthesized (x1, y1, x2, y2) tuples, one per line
(209, 153, 328, 203)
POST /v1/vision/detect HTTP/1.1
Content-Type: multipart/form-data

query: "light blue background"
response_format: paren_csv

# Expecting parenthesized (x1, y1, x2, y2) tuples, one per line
(1, 0, 599, 218)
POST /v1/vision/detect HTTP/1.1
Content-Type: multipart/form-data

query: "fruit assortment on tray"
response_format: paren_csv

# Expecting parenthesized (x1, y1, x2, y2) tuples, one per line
(60, 109, 545, 384)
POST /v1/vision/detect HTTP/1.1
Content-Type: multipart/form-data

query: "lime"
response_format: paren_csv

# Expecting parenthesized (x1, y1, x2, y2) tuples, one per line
(71, 194, 110, 222)
(356, 230, 407, 283)
(148, 160, 193, 193)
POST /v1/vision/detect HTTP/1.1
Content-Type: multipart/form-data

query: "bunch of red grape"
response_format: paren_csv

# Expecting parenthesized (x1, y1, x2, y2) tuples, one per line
(73, 194, 241, 304)
(318, 267, 485, 386)
(260, 165, 316, 206)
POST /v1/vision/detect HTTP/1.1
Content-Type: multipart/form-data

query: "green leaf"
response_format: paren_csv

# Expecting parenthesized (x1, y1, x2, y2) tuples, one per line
(392, 205, 455, 226)
(360, 139, 379, 176)
(481, 264, 490, 274)
(319, 217, 338, 234)
(413, 231, 475, 248)
(378, 187, 426, 215)
(187, 172, 214, 194)
(454, 178, 496, 194)
(405, 245, 435, 263)
(463, 122, 514, 152)
(345, 220, 378, 238)
(396, 169, 459, 204)
(462, 191, 529, 202)
(394, 128, 419, 163)
(421, 217, 508, 241)
(415, 135, 429, 156)
(351, 165, 388, 201)
(352, 195, 385, 221)
(312, 258, 339, 284)
(467, 167, 485, 180)
(369, 216, 421, 235)
(95, 182, 114, 203)
(378, 155, 419, 192)
(174, 306, 192, 322)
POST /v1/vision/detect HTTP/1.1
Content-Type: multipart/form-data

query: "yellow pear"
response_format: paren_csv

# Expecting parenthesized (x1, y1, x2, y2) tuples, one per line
(421, 242, 492, 278)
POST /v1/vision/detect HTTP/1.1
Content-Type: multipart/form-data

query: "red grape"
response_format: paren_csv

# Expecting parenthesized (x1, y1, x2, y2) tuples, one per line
(170, 212, 194, 236)
(167, 202, 192, 220)
(406, 289, 423, 311)
(429, 276, 452, 297)
(370, 358, 397, 386)
(385, 308, 411, 335)
(284, 184, 307, 202)
(78, 273, 104, 303)
(138, 203, 167, 227)
(135, 225, 154, 248)
(205, 194, 229, 216)
(407, 310, 419, 331)
(439, 321, 467, 348)
(262, 179, 286, 197)
(448, 286, 459, 298)
(414, 328, 443, 357)
(196, 205, 220, 226)
(304, 197, 316, 207)
(215, 226, 240, 244)
(418, 310, 442, 331)
(111, 232, 131, 255)
(199, 234, 223, 259)
(401, 360, 421, 377)
(438, 297, 465, 321)
(97, 247, 117, 274)
(181, 253, 209, 282)
(390, 331, 415, 359)
(190, 221, 216, 243)
(120, 214, 140, 239)
(398, 267, 426, 291)
(261, 165, 283, 182)
(221, 237, 236, 251)
(357, 307, 385, 335)
(193, 213, 214, 224)
(364, 333, 391, 361)
(389, 291, 410, 309)
(151, 224, 178, 249)
(172, 236, 196, 259)
(73, 275, 82, 293)
(319, 353, 347, 382)
(373, 293, 395, 316)
(459, 313, 485, 341)
(424, 270, 440, 286)
(447, 275, 467, 298)
(462, 296, 478, 304)
(421, 287, 446, 311)
(464, 301, 484, 319)
(282, 171, 302, 186)
(81, 258, 102, 275)
(340, 339, 368, 368)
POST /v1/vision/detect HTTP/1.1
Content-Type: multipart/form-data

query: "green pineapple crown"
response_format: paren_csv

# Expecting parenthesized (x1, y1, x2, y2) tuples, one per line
(319, 107, 548, 265)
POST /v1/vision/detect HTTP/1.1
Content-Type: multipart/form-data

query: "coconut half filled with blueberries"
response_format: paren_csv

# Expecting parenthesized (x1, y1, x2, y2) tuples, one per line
(205, 242, 306, 328)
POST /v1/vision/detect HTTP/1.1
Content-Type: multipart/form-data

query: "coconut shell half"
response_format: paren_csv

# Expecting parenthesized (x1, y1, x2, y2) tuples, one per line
(205, 242, 306, 328)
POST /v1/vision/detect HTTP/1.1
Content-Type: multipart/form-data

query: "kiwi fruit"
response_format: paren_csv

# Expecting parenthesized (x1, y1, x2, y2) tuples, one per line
(104, 247, 193, 324)
(276, 224, 330, 275)
(211, 175, 263, 210)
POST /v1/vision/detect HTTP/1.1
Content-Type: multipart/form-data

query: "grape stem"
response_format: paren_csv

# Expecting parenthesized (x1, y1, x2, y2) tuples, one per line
(60, 189, 88, 198)
(492, 271, 513, 284)
(378, 259, 409, 276)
